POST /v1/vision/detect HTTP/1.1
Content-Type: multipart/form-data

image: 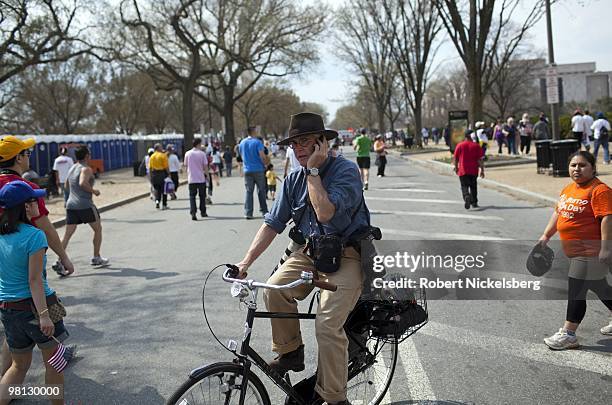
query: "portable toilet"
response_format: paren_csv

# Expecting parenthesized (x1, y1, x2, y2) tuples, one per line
(35, 140, 50, 176)
(101, 136, 111, 170)
(120, 138, 128, 168)
(128, 138, 135, 164)
(48, 136, 59, 168)
(109, 138, 118, 170)
(89, 136, 102, 160)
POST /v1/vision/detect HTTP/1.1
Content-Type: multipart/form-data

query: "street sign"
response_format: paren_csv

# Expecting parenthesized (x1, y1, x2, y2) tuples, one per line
(546, 66, 559, 104)
(547, 83, 559, 104)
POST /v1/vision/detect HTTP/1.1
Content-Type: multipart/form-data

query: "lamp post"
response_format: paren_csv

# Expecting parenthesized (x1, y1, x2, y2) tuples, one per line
(545, 0, 560, 140)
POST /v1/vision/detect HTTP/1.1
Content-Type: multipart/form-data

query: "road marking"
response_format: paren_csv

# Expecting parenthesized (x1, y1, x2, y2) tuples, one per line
(421, 321, 612, 376)
(371, 210, 504, 221)
(380, 228, 513, 241)
(366, 197, 462, 205)
(399, 338, 437, 401)
(374, 188, 445, 193)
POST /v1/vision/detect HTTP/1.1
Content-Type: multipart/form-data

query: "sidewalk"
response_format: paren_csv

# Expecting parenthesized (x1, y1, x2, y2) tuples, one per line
(394, 147, 612, 203)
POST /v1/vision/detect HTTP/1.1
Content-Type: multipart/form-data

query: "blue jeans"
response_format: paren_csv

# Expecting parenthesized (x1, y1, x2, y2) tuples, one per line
(0, 308, 68, 352)
(594, 135, 610, 163)
(244, 171, 268, 217)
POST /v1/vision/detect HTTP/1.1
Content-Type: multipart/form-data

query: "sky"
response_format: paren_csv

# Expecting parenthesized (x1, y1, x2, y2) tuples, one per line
(291, 0, 612, 122)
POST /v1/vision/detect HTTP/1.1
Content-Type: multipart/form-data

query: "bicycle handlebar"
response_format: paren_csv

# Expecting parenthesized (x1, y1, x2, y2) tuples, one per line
(222, 265, 337, 292)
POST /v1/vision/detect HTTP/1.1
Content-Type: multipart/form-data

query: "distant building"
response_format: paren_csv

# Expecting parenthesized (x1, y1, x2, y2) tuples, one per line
(536, 62, 612, 106)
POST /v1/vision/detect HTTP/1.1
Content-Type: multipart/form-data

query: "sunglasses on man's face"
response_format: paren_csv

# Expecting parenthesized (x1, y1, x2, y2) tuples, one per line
(289, 136, 315, 149)
(19, 150, 32, 157)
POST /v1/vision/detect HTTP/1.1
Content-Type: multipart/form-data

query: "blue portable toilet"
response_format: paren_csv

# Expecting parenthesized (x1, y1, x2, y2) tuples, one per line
(35, 141, 50, 176)
(101, 137, 110, 170)
(109, 139, 117, 170)
(89, 136, 102, 160)
(127, 139, 135, 164)
(120, 139, 127, 168)
(49, 139, 59, 168)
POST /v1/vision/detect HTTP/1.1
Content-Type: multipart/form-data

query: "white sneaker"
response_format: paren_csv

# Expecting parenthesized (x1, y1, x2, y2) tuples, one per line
(601, 319, 612, 335)
(544, 328, 579, 350)
(91, 256, 110, 266)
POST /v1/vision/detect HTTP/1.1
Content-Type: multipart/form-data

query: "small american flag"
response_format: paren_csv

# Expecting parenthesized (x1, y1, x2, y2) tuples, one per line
(48, 338, 76, 373)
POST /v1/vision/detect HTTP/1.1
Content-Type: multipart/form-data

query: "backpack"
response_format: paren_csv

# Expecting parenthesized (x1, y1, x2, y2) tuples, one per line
(600, 125, 609, 138)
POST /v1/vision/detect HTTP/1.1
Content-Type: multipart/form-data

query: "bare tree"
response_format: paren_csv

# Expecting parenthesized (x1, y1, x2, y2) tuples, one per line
(235, 82, 278, 128)
(378, 0, 442, 144)
(119, 0, 226, 147)
(194, 0, 327, 147)
(335, 0, 395, 133)
(5, 55, 99, 133)
(0, 0, 101, 85)
(433, 0, 545, 124)
(487, 52, 544, 119)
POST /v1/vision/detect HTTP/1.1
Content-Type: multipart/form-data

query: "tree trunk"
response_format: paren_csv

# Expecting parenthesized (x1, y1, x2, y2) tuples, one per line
(467, 69, 484, 126)
(414, 103, 423, 148)
(223, 101, 236, 148)
(182, 82, 195, 149)
(377, 108, 386, 134)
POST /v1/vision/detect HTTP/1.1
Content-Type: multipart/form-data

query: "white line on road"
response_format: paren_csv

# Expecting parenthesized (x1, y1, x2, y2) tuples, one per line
(371, 210, 504, 221)
(421, 321, 612, 376)
(380, 228, 513, 241)
(399, 337, 437, 401)
(366, 197, 462, 204)
(374, 188, 446, 193)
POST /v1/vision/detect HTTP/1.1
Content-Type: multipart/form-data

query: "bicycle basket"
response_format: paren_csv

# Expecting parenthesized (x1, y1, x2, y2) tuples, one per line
(347, 276, 428, 344)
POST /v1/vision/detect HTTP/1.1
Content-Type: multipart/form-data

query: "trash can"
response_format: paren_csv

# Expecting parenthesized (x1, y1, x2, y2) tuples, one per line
(133, 161, 142, 177)
(550, 139, 580, 177)
(535, 140, 552, 174)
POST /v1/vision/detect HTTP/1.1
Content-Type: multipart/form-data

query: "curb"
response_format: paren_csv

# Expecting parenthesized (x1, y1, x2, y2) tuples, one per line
(399, 155, 557, 206)
(51, 179, 189, 228)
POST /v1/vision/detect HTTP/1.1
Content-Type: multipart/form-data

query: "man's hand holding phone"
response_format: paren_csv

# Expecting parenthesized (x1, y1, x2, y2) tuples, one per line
(307, 136, 328, 169)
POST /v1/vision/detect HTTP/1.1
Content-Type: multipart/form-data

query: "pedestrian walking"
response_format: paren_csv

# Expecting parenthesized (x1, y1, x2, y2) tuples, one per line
(421, 127, 429, 145)
(453, 130, 485, 209)
(234, 141, 243, 177)
(572, 109, 588, 150)
(494, 118, 505, 154)
(284, 146, 301, 178)
(502, 117, 518, 155)
(533, 113, 550, 140)
(52, 147, 74, 206)
(61, 146, 109, 266)
(0, 136, 76, 375)
(234, 111, 369, 405)
(149, 143, 170, 210)
(0, 181, 69, 404)
(518, 113, 534, 155)
(265, 164, 281, 201)
(223, 146, 233, 177)
(142, 148, 155, 200)
(592, 112, 611, 164)
(475, 121, 489, 158)
(167, 145, 181, 200)
(353, 128, 372, 190)
(184, 138, 209, 221)
(432, 127, 440, 144)
(239, 127, 268, 219)
(212, 146, 223, 177)
(539, 151, 612, 350)
(373, 134, 387, 177)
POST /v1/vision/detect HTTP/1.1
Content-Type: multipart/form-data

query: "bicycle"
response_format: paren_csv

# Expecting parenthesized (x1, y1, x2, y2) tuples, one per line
(167, 264, 427, 405)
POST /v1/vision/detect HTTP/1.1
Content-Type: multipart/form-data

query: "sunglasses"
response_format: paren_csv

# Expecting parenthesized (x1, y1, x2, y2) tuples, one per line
(289, 136, 315, 149)
(19, 150, 32, 157)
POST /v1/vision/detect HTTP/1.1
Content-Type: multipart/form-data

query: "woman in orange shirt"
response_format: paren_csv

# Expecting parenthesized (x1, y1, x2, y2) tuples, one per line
(539, 151, 612, 350)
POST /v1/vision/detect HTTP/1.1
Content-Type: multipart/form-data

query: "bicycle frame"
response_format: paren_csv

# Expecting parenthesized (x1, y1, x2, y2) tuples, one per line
(229, 287, 316, 405)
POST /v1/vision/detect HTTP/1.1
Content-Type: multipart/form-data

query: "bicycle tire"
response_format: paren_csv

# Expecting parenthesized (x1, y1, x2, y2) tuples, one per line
(347, 338, 398, 405)
(166, 362, 271, 405)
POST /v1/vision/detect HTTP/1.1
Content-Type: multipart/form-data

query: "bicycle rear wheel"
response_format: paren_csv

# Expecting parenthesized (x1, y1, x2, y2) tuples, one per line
(346, 337, 398, 405)
(166, 362, 271, 405)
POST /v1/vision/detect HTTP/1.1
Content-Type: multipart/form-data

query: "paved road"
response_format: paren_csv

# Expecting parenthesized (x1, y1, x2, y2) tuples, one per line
(16, 151, 611, 404)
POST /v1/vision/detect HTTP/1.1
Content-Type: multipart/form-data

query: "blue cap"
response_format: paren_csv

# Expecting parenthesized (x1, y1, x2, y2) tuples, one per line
(597, 112, 605, 119)
(0, 181, 46, 209)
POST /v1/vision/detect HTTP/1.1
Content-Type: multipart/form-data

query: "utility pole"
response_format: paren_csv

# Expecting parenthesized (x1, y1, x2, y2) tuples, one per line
(545, 0, 560, 140)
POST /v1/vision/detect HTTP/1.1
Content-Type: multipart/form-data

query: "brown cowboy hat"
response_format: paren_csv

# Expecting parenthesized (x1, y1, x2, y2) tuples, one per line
(278, 112, 338, 146)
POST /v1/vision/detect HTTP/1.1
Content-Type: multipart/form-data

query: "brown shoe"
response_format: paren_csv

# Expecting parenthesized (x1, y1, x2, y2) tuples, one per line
(268, 345, 305, 375)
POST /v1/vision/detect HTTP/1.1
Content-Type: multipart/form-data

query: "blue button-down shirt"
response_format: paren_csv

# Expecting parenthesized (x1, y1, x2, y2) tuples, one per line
(264, 156, 370, 240)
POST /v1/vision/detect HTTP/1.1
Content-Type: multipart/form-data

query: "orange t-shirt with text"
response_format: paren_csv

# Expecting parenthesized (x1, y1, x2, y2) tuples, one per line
(556, 178, 612, 257)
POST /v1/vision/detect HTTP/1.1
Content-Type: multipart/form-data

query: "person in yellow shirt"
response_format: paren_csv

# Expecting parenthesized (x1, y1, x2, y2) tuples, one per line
(265, 164, 281, 200)
(148, 143, 170, 209)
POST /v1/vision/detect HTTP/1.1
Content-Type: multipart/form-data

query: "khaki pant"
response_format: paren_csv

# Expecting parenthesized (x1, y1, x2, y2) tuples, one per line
(263, 248, 363, 403)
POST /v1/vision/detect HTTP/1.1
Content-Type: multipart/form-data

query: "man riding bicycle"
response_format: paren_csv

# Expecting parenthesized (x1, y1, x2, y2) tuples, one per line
(235, 112, 370, 405)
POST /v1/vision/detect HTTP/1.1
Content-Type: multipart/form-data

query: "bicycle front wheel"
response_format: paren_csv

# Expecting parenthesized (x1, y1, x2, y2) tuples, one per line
(346, 338, 398, 405)
(166, 362, 271, 405)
